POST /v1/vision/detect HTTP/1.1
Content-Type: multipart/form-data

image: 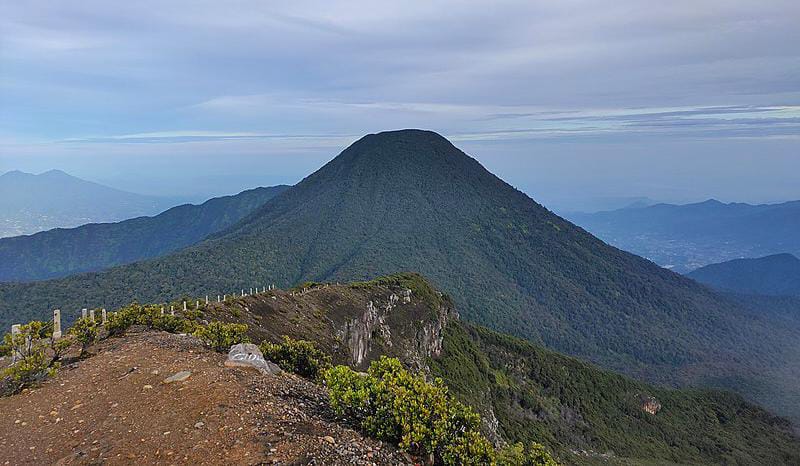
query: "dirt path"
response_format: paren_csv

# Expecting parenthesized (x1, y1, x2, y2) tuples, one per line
(0, 330, 410, 465)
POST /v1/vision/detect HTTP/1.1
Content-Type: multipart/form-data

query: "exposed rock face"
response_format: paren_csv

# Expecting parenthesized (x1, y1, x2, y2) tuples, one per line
(338, 289, 453, 371)
(202, 275, 455, 373)
(640, 395, 662, 415)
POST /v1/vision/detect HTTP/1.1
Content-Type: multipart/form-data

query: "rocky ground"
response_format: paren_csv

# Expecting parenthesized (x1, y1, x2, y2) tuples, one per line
(0, 329, 414, 465)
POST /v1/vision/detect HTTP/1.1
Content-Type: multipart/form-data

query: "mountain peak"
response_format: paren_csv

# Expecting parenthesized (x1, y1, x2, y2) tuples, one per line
(40, 169, 71, 177)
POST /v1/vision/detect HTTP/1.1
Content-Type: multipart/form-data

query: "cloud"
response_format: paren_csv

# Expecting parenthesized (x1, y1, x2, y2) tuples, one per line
(1, 0, 798, 203)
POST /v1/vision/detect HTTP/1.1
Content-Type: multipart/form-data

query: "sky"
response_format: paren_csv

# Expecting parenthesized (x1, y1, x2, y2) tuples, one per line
(1, 0, 798, 210)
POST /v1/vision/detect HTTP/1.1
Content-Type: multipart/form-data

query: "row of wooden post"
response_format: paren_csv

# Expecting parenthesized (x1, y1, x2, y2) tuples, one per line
(8, 283, 280, 352)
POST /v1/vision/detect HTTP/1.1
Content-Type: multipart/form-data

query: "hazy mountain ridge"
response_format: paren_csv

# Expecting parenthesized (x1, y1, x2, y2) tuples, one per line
(0, 185, 289, 282)
(567, 199, 800, 272)
(0, 170, 181, 238)
(1, 130, 798, 424)
(688, 253, 800, 297)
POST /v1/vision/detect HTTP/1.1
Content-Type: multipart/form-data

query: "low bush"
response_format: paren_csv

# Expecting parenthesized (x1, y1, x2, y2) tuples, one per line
(106, 303, 196, 335)
(496, 442, 558, 466)
(1, 321, 60, 389)
(325, 356, 557, 465)
(194, 321, 249, 352)
(260, 336, 331, 379)
(325, 357, 487, 464)
(69, 317, 99, 356)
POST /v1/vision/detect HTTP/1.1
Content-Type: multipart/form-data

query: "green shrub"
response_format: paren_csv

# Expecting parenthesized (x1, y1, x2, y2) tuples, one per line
(2, 321, 59, 388)
(106, 303, 196, 336)
(325, 356, 515, 465)
(496, 442, 559, 466)
(194, 321, 249, 352)
(260, 336, 331, 379)
(105, 305, 141, 336)
(152, 314, 196, 334)
(69, 317, 98, 356)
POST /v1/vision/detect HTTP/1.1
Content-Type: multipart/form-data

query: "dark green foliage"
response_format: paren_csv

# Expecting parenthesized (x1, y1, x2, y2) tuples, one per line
(324, 357, 553, 465)
(688, 253, 800, 296)
(350, 272, 450, 310)
(1, 130, 798, 423)
(105, 303, 197, 336)
(1, 321, 59, 389)
(260, 336, 331, 379)
(194, 321, 249, 352)
(430, 322, 800, 465)
(0, 185, 288, 282)
(497, 443, 559, 466)
(69, 317, 98, 356)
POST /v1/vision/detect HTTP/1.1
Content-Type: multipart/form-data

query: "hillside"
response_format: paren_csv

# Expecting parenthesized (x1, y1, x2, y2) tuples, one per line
(567, 199, 800, 272)
(0, 330, 409, 465)
(688, 254, 800, 297)
(0, 185, 288, 282)
(192, 275, 800, 464)
(2, 130, 799, 424)
(0, 170, 179, 238)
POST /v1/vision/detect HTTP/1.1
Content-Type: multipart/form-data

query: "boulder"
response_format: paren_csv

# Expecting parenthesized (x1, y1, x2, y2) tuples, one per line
(224, 343, 282, 375)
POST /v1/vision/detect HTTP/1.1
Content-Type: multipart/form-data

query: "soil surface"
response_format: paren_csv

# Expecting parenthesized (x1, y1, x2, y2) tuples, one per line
(0, 329, 412, 465)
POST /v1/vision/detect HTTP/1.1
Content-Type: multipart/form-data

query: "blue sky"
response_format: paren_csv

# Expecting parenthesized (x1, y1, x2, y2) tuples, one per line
(1, 0, 798, 210)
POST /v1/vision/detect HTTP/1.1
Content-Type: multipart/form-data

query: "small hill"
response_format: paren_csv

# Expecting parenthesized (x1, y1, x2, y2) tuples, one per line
(195, 275, 800, 465)
(0, 330, 408, 465)
(0, 170, 180, 238)
(688, 253, 800, 297)
(2, 130, 799, 425)
(0, 185, 288, 282)
(567, 199, 800, 272)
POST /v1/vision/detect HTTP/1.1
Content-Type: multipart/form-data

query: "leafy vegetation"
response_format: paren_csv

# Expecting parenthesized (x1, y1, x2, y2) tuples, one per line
(349, 272, 450, 310)
(69, 317, 98, 356)
(1, 129, 798, 424)
(260, 336, 331, 380)
(194, 321, 249, 352)
(324, 356, 557, 466)
(430, 322, 800, 465)
(1, 321, 63, 392)
(105, 303, 198, 336)
(688, 253, 800, 296)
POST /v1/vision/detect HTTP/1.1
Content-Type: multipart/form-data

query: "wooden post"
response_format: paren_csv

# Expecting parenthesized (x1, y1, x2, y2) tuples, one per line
(89, 309, 95, 322)
(11, 324, 21, 362)
(52, 310, 62, 339)
(101, 308, 107, 324)
(81, 308, 88, 319)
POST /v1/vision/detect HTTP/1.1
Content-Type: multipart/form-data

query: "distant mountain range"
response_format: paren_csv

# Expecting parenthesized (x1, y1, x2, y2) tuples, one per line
(566, 199, 800, 272)
(0, 185, 289, 282)
(1, 130, 799, 424)
(0, 170, 181, 238)
(688, 253, 800, 297)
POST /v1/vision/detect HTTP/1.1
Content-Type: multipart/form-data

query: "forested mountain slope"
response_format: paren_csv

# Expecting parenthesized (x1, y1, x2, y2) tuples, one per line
(688, 253, 800, 297)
